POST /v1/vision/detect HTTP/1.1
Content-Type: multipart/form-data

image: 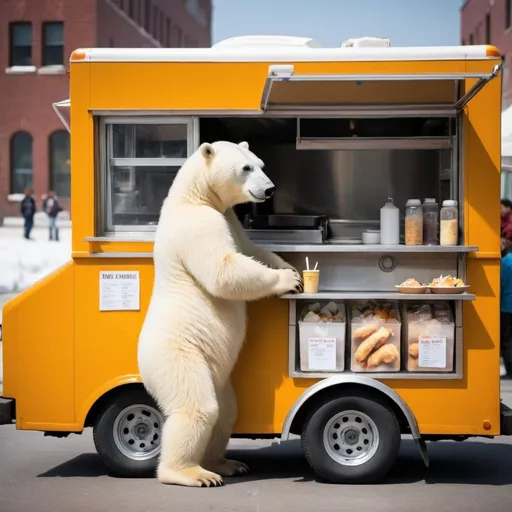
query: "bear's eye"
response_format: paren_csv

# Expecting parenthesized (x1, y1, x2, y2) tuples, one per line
(242, 165, 253, 172)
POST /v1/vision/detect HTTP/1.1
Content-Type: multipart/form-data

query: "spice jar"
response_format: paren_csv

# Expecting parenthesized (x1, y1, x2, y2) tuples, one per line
(405, 199, 423, 245)
(422, 198, 439, 246)
(440, 200, 458, 246)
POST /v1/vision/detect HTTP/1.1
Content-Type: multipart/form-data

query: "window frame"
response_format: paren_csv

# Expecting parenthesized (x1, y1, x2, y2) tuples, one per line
(98, 116, 198, 235)
(42, 21, 64, 67)
(10, 131, 33, 194)
(9, 22, 32, 67)
(49, 130, 71, 197)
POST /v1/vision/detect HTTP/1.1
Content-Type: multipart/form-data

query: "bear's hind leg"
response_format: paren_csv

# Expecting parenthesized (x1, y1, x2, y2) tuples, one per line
(156, 359, 223, 487)
(202, 380, 249, 477)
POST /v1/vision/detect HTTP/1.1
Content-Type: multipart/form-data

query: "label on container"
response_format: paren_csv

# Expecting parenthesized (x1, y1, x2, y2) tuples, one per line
(99, 271, 140, 311)
(308, 337, 336, 371)
(418, 336, 446, 368)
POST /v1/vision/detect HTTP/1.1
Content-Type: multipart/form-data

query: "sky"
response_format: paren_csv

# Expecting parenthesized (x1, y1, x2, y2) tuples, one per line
(212, 0, 465, 48)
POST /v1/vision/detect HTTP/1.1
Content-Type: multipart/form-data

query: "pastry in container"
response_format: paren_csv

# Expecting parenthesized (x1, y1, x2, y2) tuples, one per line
(350, 301, 401, 372)
(404, 302, 455, 372)
(298, 301, 346, 372)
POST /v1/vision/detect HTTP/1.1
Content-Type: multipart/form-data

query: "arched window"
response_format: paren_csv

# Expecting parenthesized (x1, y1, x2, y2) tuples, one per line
(10, 131, 33, 194)
(49, 130, 70, 197)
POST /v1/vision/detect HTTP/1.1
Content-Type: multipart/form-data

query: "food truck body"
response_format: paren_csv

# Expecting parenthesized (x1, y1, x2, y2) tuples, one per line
(1, 37, 512, 483)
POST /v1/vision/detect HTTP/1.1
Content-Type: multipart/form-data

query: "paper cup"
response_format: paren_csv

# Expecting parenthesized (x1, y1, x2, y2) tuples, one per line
(303, 270, 320, 293)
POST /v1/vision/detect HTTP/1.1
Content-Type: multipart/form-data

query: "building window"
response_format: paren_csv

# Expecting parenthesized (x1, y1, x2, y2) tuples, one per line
(102, 118, 195, 231)
(507, 0, 511, 29)
(144, 0, 151, 32)
(42, 22, 64, 66)
(10, 132, 33, 194)
(485, 13, 491, 44)
(166, 18, 171, 46)
(49, 131, 71, 197)
(9, 22, 32, 67)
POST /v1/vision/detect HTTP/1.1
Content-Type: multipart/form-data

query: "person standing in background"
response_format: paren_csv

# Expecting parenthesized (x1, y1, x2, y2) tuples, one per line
(42, 190, 62, 241)
(501, 198, 512, 242)
(501, 243, 512, 379)
(20, 188, 36, 240)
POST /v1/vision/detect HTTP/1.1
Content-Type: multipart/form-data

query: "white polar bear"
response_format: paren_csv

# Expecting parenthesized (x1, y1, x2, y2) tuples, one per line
(137, 140, 302, 488)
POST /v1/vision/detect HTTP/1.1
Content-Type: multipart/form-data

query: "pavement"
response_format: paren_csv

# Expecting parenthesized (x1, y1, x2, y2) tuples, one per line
(0, 381, 510, 512)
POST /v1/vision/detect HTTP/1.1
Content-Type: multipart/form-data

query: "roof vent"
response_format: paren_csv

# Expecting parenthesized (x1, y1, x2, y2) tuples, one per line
(341, 37, 391, 48)
(213, 35, 322, 48)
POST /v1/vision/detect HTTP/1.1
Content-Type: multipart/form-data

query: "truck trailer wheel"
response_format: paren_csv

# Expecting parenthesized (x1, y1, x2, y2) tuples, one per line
(301, 393, 401, 484)
(93, 388, 164, 477)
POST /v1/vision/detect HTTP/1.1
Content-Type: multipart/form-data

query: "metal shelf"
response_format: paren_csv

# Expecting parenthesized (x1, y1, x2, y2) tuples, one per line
(290, 371, 461, 380)
(281, 291, 475, 301)
(261, 244, 478, 253)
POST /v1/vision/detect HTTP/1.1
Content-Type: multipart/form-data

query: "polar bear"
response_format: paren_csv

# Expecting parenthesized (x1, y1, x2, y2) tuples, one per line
(137, 140, 302, 488)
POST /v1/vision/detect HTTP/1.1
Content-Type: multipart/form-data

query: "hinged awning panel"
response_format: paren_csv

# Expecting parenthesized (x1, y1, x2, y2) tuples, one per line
(261, 64, 501, 113)
(52, 99, 70, 132)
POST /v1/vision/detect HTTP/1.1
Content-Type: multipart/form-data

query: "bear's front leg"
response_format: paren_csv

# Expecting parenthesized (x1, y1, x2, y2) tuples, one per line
(202, 380, 249, 477)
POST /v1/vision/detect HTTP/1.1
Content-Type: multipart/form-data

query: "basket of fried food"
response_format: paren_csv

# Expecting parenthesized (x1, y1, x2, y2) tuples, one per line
(428, 274, 469, 294)
(350, 301, 401, 372)
(395, 277, 428, 294)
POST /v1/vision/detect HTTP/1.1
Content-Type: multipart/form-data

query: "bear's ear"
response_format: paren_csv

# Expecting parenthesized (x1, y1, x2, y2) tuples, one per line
(239, 141, 249, 150)
(200, 143, 215, 160)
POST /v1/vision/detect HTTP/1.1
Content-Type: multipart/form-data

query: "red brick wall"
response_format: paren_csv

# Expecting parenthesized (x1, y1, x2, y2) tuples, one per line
(0, 0, 212, 220)
(0, 0, 97, 218)
(461, 0, 512, 109)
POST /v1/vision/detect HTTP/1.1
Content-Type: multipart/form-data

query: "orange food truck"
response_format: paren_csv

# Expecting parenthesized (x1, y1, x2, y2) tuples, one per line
(1, 35, 511, 484)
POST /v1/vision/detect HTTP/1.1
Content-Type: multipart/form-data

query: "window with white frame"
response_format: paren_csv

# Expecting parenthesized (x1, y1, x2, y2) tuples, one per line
(101, 118, 196, 233)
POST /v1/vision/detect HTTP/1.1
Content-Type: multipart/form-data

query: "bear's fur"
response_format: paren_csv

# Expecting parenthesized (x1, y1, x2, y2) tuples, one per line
(137, 141, 301, 487)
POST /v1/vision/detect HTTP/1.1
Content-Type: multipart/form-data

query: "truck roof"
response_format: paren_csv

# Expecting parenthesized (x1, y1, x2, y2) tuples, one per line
(70, 44, 501, 64)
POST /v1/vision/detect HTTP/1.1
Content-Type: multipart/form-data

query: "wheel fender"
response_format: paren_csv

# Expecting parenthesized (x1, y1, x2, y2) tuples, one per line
(77, 374, 142, 429)
(281, 376, 429, 467)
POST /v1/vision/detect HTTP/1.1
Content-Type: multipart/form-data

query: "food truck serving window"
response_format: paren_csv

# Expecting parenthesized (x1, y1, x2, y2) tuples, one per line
(100, 117, 196, 233)
(260, 64, 501, 114)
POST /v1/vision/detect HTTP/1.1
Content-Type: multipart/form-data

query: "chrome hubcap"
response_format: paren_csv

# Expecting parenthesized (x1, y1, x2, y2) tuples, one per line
(323, 410, 379, 466)
(112, 404, 164, 461)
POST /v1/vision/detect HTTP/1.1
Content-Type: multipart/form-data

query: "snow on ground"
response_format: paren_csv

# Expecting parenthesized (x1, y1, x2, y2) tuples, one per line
(0, 224, 71, 297)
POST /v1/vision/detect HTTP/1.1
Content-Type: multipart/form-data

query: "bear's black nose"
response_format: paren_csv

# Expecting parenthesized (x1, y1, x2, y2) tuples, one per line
(264, 186, 275, 198)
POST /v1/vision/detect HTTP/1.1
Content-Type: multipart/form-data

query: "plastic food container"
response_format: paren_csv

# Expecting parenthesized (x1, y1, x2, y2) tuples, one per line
(405, 199, 423, 245)
(404, 302, 455, 372)
(349, 301, 401, 372)
(422, 198, 439, 246)
(440, 200, 458, 246)
(298, 301, 346, 372)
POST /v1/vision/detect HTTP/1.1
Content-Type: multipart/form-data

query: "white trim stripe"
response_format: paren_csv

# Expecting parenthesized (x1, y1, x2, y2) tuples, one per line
(69, 45, 500, 63)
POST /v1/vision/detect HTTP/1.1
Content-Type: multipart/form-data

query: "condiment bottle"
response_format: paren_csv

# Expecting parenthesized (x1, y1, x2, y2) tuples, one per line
(440, 200, 458, 246)
(380, 197, 400, 245)
(405, 199, 423, 245)
(422, 198, 439, 246)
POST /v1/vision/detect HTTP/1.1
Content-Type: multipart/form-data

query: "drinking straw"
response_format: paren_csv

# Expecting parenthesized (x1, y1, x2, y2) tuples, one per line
(313, 261, 318, 271)
(306, 257, 310, 271)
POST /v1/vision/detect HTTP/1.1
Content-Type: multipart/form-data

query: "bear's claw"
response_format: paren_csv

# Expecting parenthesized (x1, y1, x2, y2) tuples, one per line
(157, 464, 223, 487)
(205, 458, 249, 477)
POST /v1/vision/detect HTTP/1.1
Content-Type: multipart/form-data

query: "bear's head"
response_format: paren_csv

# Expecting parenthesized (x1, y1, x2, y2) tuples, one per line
(198, 140, 275, 208)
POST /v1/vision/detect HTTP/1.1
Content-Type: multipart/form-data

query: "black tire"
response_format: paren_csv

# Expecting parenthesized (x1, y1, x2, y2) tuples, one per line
(93, 388, 164, 477)
(301, 392, 401, 484)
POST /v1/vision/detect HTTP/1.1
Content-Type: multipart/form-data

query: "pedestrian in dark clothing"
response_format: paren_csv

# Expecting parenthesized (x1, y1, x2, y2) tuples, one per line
(501, 198, 512, 241)
(20, 188, 36, 240)
(42, 190, 62, 241)
(501, 244, 512, 379)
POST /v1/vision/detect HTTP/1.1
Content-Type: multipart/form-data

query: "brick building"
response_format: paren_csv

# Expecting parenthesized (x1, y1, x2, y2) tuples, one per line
(460, 0, 512, 109)
(0, 0, 212, 219)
